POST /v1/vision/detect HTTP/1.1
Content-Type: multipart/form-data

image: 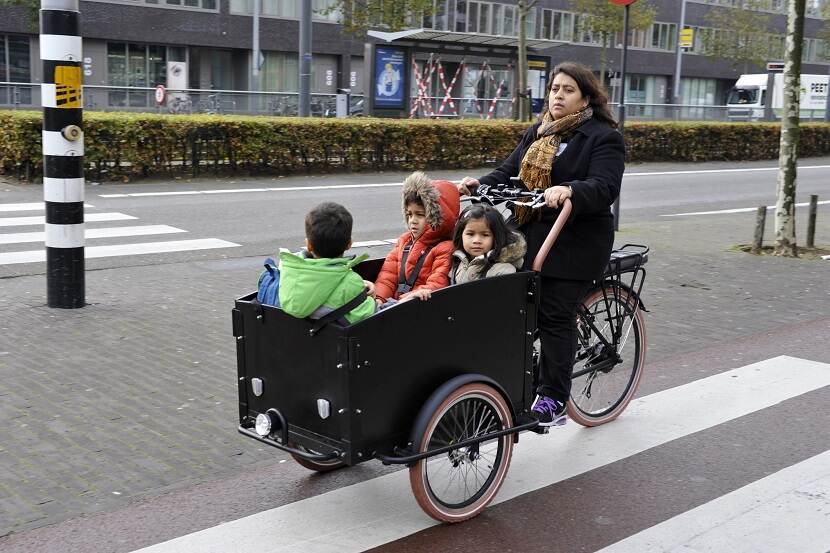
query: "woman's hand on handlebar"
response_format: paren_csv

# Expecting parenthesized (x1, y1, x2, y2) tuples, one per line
(458, 177, 480, 196)
(544, 185, 572, 209)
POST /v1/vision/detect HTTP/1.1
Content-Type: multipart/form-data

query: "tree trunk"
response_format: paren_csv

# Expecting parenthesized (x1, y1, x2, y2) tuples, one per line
(599, 32, 608, 88)
(517, 1, 528, 121)
(774, 0, 805, 257)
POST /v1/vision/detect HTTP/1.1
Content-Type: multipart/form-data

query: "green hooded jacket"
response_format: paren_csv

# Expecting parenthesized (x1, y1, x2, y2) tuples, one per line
(278, 250, 376, 324)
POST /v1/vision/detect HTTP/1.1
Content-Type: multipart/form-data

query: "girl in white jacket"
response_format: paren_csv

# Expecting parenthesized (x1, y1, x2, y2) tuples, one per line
(450, 204, 527, 284)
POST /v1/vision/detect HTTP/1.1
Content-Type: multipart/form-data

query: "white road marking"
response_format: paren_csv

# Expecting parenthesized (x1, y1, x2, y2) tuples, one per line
(0, 202, 94, 212)
(0, 225, 187, 245)
(95, 164, 830, 199)
(662, 200, 830, 217)
(0, 238, 240, 265)
(99, 183, 409, 198)
(625, 164, 830, 178)
(596, 450, 830, 553)
(0, 212, 136, 227)
(131, 356, 830, 553)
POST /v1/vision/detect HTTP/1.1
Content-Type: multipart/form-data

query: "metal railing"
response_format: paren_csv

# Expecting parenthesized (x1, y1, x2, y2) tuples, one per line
(3, 83, 827, 122)
(0, 83, 365, 117)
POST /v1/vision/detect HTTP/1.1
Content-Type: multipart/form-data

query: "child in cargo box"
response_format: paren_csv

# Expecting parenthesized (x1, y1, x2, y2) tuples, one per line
(373, 171, 461, 306)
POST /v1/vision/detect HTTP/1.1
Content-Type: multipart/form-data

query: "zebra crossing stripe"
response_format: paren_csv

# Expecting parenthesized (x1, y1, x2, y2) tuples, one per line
(0, 212, 136, 227)
(0, 202, 92, 212)
(596, 450, 830, 553)
(128, 356, 830, 553)
(0, 225, 187, 245)
(0, 238, 240, 265)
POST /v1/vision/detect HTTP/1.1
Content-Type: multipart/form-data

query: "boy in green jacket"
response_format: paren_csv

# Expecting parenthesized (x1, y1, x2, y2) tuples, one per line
(278, 202, 376, 324)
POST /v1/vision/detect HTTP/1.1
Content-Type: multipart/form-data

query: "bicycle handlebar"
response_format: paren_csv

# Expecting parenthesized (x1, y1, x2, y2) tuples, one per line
(467, 182, 572, 273)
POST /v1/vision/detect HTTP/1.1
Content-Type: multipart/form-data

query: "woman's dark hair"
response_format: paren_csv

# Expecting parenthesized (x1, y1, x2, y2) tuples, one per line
(452, 204, 515, 271)
(541, 61, 617, 128)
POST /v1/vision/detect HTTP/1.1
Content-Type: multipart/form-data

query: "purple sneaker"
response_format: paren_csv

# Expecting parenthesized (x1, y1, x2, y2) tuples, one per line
(532, 395, 567, 427)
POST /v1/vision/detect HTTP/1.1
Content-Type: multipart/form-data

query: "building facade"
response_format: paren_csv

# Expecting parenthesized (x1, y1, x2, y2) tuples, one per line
(0, 0, 828, 116)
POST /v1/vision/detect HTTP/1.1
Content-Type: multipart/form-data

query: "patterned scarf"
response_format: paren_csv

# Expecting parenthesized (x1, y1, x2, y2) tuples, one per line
(515, 106, 594, 225)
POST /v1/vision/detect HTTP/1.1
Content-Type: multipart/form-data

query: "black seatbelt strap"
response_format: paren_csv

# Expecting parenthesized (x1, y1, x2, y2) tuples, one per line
(308, 290, 368, 336)
(397, 242, 432, 295)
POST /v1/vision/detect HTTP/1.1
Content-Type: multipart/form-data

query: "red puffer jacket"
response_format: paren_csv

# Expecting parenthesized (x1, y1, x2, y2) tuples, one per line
(374, 177, 460, 301)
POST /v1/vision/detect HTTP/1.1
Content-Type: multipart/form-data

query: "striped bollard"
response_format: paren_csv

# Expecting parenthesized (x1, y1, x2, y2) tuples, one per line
(41, 0, 85, 308)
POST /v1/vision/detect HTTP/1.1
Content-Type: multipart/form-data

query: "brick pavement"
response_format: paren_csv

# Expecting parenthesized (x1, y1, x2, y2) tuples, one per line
(0, 195, 828, 538)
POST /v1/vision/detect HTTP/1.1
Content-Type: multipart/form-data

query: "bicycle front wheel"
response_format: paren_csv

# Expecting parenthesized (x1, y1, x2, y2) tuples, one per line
(567, 285, 646, 427)
(409, 383, 514, 523)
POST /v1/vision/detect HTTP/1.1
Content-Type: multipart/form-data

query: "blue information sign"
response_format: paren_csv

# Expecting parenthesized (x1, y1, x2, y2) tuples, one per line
(374, 47, 405, 109)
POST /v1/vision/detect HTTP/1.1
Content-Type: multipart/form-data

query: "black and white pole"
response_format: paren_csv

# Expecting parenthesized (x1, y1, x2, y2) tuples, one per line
(41, 0, 85, 308)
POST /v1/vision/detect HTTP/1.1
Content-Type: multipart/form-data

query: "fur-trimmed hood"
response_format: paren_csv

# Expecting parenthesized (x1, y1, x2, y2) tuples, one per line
(401, 172, 460, 247)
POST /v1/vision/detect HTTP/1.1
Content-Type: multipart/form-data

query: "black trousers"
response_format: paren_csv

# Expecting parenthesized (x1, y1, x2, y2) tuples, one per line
(536, 276, 593, 403)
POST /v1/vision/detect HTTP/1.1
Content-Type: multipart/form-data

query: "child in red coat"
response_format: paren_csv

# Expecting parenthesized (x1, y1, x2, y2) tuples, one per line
(374, 171, 460, 305)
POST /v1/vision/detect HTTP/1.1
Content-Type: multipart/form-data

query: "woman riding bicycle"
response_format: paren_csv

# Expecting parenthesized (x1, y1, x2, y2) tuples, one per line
(457, 61, 624, 427)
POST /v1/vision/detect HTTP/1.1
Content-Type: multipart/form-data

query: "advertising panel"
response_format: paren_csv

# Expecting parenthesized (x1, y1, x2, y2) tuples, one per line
(374, 47, 406, 109)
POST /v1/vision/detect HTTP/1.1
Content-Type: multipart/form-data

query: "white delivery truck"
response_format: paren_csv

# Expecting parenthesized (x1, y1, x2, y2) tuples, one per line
(726, 73, 828, 121)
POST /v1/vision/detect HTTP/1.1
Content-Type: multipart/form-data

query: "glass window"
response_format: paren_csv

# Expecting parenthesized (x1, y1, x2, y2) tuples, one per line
(542, 9, 551, 40)
(524, 7, 536, 39)
(552, 12, 572, 42)
(478, 3, 489, 34)
(502, 5, 515, 37)
(456, 0, 467, 32)
(727, 88, 759, 104)
(107, 43, 127, 106)
(467, 2, 478, 33)
(169, 46, 186, 62)
(8, 36, 31, 83)
(261, 51, 299, 92)
(230, 0, 250, 12)
(0, 38, 7, 84)
(148, 44, 167, 87)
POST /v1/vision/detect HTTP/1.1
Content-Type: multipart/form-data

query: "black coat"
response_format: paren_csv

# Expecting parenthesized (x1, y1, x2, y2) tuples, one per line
(478, 116, 624, 280)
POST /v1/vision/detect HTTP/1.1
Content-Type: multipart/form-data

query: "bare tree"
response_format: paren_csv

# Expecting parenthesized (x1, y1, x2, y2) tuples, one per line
(703, 0, 773, 73)
(569, 0, 656, 87)
(516, 0, 538, 121)
(322, 0, 437, 35)
(774, 0, 806, 257)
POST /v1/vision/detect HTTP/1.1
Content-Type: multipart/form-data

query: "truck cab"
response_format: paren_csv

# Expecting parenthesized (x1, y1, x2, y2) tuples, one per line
(727, 73, 827, 121)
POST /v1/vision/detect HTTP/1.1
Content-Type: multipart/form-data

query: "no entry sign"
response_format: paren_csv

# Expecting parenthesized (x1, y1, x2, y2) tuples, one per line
(609, 0, 638, 5)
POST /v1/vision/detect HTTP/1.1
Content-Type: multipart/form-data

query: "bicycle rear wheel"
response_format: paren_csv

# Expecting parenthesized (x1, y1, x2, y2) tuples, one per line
(567, 285, 646, 427)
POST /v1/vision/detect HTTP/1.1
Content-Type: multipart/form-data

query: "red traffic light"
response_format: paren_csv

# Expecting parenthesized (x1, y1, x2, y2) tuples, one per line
(609, 0, 638, 5)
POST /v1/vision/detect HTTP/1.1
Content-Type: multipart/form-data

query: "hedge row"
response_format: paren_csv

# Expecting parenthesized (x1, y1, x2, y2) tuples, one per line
(2, 110, 830, 181)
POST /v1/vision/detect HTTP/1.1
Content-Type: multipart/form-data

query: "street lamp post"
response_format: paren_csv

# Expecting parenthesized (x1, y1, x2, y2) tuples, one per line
(673, 0, 687, 104)
(299, 0, 312, 117)
(609, 0, 637, 231)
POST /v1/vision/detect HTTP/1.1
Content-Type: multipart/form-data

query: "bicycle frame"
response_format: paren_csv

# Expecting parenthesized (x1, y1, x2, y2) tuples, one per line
(573, 245, 649, 379)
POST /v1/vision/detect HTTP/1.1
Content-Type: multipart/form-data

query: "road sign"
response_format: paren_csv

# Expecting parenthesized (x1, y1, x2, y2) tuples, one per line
(679, 28, 694, 48)
(767, 62, 785, 72)
(609, 0, 638, 5)
(155, 84, 167, 105)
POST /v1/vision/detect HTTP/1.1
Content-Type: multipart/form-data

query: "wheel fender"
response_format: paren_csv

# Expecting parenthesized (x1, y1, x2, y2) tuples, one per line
(408, 373, 515, 455)
(612, 282, 648, 312)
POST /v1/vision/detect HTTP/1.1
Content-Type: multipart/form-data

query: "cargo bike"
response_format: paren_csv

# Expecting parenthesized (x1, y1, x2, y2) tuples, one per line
(233, 184, 649, 522)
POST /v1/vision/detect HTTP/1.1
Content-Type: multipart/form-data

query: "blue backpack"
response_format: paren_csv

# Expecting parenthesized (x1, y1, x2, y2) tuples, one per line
(256, 257, 281, 307)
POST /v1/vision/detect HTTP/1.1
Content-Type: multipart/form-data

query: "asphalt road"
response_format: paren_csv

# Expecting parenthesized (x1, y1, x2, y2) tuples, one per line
(1, 158, 829, 553)
(2, 157, 830, 278)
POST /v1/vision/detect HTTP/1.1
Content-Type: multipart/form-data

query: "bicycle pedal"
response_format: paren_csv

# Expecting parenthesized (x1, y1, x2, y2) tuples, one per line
(529, 425, 549, 435)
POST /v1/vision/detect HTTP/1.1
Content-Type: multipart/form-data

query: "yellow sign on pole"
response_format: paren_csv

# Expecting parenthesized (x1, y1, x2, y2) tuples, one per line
(679, 28, 694, 48)
(54, 65, 82, 108)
